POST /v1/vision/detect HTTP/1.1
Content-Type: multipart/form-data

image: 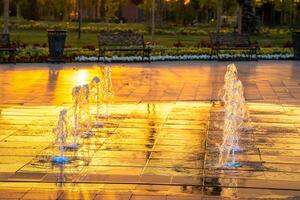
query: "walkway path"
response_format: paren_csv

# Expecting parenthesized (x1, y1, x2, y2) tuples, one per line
(0, 61, 300, 199)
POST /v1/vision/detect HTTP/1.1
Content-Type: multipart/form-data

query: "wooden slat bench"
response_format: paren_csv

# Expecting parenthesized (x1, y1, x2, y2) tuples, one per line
(210, 32, 259, 61)
(0, 34, 16, 63)
(98, 31, 151, 63)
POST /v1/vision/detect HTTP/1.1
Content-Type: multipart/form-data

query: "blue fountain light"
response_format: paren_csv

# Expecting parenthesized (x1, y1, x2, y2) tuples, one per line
(224, 162, 241, 168)
(51, 156, 70, 164)
(231, 146, 243, 153)
(52, 109, 71, 165)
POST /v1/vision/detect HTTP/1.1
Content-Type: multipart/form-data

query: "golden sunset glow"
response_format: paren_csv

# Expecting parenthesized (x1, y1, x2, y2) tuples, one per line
(184, 0, 190, 5)
(166, 0, 190, 5)
(76, 70, 88, 86)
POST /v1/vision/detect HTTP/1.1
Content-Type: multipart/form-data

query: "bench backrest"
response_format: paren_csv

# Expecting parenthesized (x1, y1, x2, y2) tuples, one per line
(98, 32, 144, 48)
(0, 34, 10, 47)
(210, 32, 251, 47)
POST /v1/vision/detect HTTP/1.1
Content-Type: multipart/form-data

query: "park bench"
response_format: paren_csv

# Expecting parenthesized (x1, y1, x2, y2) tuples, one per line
(98, 31, 151, 63)
(210, 32, 259, 61)
(0, 34, 16, 63)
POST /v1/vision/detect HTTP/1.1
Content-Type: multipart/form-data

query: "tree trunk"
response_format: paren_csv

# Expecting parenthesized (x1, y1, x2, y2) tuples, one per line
(238, 4, 242, 33)
(205, 8, 209, 24)
(151, 0, 155, 43)
(100, 0, 106, 19)
(157, 0, 161, 27)
(3, 0, 9, 34)
(64, 0, 70, 21)
(216, 0, 222, 32)
(96, 0, 101, 19)
(77, 0, 82, 39)
(290, 5, 294, 28)
(16, 1, 21, 18)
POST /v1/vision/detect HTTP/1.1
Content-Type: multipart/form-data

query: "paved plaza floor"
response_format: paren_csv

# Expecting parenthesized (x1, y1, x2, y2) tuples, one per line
(0, 61, 300, 199)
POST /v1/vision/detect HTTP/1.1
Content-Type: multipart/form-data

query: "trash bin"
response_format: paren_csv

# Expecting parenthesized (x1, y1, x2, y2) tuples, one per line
(292, 32, 300, 60)
(48, 30, 67, 63)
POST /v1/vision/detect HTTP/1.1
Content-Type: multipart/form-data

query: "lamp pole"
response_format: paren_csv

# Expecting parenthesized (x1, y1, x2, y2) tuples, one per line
(3, 0, 9, 34)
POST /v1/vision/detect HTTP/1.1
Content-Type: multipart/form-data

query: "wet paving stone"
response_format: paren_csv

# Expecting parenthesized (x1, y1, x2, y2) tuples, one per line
(0, 61, 300, 199)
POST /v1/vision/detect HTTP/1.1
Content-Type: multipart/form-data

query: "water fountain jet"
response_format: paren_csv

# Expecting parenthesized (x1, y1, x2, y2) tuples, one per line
(52, 109, 70, 164)
(103, 66, 112, 119)
(66, 86, 81, 149)
(217, 64, 249, 168)
(90, 76, 104, 128)
(80, 84, 93, 138)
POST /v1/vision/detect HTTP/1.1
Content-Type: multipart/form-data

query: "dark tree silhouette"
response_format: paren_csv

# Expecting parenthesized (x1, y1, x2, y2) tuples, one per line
(21, 0, 39, 20)
(132, 0, 143, 6)
(238, 0, 259, 34)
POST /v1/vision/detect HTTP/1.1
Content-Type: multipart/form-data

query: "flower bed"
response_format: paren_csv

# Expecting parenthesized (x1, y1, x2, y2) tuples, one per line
(0, 47, 295, 63)
(75, 53, 293, 62)
(65, 47, 295, 62)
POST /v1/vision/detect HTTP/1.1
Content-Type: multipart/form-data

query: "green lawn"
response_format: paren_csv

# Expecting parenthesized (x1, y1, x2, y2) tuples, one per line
(10, 30, 206, 48)
(4, 19, 294, 48)
(10, 29, 292, 48)
(11, 30, 98, 47)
